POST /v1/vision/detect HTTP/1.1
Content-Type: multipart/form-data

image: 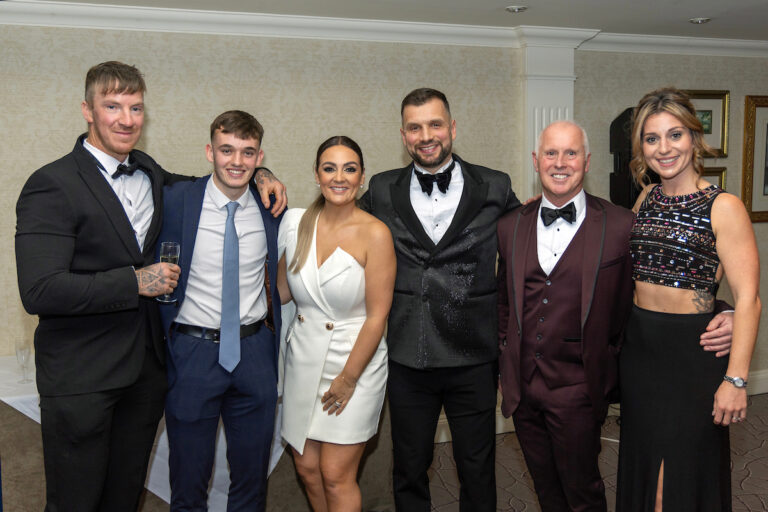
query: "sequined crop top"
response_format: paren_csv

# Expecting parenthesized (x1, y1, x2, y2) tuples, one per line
(630, 184, 722, 294)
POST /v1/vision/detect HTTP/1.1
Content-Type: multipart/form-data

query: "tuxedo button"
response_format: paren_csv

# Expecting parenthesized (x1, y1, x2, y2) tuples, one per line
(538, 317, 544, 323)
(325, 322, 334, 330)
(535, 352, 542, 359)
(297, 314, 305, 323)
(536, 334, 542, 340)
(545, 280, 552, 286)
(542, 298, 549, 304)
(501, 338, 507, 346)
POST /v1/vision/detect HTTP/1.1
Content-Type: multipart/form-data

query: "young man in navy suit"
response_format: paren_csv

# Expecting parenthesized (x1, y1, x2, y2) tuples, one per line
(157, 110, 282, 511)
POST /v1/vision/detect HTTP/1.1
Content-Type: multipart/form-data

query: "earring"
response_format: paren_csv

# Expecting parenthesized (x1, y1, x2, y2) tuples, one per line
(359, 184, 364, 189)
(315, 183, 320, 187)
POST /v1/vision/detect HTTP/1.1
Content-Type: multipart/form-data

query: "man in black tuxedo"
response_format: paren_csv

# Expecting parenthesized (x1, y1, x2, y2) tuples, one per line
(359, 88, 520, 511)
(14, 62, 285, 512)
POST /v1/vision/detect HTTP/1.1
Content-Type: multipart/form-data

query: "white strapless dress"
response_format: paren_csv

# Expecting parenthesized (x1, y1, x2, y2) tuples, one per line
(278, 209, 388, 454)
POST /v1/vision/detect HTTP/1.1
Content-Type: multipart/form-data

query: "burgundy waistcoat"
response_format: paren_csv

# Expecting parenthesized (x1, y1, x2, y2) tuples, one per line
(520, 226, 587, 388)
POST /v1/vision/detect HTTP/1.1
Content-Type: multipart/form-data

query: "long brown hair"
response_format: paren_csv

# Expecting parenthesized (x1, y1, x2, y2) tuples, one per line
(630, 87, 713, 186)
(288, 136, 364, 273)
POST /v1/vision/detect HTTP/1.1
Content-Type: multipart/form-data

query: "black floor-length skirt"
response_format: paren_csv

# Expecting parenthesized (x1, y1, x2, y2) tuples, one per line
(616, 305, 731, 512)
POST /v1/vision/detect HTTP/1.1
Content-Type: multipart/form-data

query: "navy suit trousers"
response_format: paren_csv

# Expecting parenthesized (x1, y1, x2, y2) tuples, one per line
(165, 325, 277, 512)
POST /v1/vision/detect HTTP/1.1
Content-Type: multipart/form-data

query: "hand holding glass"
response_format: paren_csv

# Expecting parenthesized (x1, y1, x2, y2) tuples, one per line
(15, 339, 32, 384)
(157, 242, 180, 304)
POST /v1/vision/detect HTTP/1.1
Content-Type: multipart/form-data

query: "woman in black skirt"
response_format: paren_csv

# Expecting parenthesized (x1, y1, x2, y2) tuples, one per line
(616, 88, 761, 512)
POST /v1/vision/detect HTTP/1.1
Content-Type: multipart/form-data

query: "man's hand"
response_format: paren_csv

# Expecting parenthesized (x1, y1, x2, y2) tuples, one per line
(700, 311, 733, 357)
(136, 263, 180, 297)
(523, 193, 541, 206)
(254, 167, 287, 217)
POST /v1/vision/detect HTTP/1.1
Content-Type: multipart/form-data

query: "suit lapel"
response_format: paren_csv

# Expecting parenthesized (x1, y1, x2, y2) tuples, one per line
(177, 176, 208, 299)
(434, 158, 488, 254)
(73, 142, 143, 259)
(580, 194, 607, 329)
(512, 200, 540, 335)
(298, 216, 336, 319)
(131, 150, 163, 260)
(390, 165, 436, 250)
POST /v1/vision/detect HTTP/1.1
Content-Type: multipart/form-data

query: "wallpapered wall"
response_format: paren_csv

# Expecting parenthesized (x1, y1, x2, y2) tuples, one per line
(0, 25, 522, 356)
(1, 24, 766, 377)
(574, 50, 768, 372)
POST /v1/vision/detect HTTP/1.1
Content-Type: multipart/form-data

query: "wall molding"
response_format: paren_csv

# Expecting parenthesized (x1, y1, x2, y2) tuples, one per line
(0, 0, 520, 47)
(582, 32, 768, 58)
(3, 0, 768, 57)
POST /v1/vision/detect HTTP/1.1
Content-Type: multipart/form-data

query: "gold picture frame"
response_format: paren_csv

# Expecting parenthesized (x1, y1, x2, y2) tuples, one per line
(702, 167, 726, 190)
(683, 90, 729, 158)
(741, 95, 768, 222)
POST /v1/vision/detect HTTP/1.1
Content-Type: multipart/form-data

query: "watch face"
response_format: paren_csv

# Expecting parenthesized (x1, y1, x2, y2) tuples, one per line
(734, 377, 745, 387)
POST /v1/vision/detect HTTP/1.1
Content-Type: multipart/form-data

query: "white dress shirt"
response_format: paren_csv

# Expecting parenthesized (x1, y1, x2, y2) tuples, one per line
(537, 190, 587, 275)
(409, 159, 465, 244)
(175, 178, 268, 329)
(83, 139, 154, 251)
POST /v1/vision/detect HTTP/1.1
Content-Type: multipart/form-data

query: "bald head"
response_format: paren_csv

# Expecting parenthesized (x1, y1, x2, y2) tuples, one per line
(536, 120, 589, 157)
(532, 120, 591, 207)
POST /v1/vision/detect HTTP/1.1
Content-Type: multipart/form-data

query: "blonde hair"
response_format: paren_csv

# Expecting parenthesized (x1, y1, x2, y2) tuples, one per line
(630, 87, 713, 186)
(288, 136, 365, 273)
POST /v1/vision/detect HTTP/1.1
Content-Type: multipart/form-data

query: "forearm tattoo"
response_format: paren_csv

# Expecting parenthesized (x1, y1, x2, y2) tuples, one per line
(255, 168, 276, 186)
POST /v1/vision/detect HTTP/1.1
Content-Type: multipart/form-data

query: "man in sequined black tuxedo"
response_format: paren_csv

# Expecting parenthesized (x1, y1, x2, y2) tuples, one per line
(359, 88, 520, 511)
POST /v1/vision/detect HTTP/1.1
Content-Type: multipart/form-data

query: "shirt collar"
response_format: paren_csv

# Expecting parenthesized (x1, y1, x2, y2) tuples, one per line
(540, 189, 586, 216)
(82, 138, 129, 175)
(207, 177, 252, 211)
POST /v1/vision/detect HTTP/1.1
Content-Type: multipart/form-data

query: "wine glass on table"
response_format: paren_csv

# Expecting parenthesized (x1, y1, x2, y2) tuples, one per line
(15, 339, 32, 384)
(157, 242, 180, 304)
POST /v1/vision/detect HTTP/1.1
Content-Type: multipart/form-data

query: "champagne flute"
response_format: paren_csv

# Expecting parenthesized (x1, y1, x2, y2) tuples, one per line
(157, 242, 180, 304)
(15, 339, 32, 384)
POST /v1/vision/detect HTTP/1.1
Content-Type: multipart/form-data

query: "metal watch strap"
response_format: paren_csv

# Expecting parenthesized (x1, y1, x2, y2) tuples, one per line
(723, 375, 747, 388)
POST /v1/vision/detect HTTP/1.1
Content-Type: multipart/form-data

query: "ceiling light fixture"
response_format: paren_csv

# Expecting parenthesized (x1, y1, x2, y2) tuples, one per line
(505, 6, 528, 14)
(688, 17, 711, 24)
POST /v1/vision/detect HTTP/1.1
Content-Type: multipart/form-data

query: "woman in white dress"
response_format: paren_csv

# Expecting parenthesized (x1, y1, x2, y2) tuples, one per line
(277, 135, 396, 512)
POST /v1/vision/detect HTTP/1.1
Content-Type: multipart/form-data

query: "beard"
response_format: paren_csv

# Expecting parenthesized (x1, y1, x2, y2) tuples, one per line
(409, 140, 452, 170)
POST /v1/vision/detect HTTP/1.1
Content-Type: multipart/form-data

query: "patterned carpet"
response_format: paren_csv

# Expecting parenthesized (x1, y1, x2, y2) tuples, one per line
(429, 393, 768, 511)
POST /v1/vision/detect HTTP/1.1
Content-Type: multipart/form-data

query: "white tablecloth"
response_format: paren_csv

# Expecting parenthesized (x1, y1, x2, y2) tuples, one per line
(0, 354, 286, 510)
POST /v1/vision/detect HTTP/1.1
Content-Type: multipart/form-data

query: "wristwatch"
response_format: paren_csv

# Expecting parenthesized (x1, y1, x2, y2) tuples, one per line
(723, 375, 748, 388)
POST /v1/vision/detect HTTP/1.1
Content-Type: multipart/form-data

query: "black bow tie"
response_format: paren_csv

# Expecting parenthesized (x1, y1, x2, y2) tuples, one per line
(541, 202, 576, 226)
(111, 161, 140, 179)
(415, 160, 455, 196)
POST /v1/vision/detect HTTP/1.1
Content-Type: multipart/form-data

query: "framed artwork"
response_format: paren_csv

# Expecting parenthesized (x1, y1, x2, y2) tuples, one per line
(683, 90, 729, 157)
(741, 95, 768, 222)
(702, 167, 726, 190)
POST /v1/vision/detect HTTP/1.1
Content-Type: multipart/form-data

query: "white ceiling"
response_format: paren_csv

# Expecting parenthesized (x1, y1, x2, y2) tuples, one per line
(37, 0, 768, 41)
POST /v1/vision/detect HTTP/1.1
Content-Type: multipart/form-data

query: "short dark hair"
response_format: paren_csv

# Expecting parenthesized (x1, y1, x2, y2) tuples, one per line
(84, 61, 146, 105)
(209, 110, 264, 143)
(400, 88, 450, 116)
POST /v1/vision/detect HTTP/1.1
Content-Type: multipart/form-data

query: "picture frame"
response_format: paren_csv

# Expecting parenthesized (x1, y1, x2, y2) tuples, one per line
(702, 167, 726, 190)
(741, 95, 768, 222)
(683, 90, 729, 157)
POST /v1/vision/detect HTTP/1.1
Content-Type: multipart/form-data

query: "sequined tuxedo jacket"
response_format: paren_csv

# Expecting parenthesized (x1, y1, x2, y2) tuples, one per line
(496, 193, 635, 421)
(359, 155, 520, 369)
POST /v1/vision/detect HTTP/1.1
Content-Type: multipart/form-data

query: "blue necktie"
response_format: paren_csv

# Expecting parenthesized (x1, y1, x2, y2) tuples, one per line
(219, 201, 240, 372)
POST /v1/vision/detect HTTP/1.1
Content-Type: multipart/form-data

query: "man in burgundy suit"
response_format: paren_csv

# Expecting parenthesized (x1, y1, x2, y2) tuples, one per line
(496, 120, 732, 511)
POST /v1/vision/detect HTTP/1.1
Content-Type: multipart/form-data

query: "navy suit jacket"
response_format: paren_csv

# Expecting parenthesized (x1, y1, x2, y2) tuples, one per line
(157, 175, 282, 370)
